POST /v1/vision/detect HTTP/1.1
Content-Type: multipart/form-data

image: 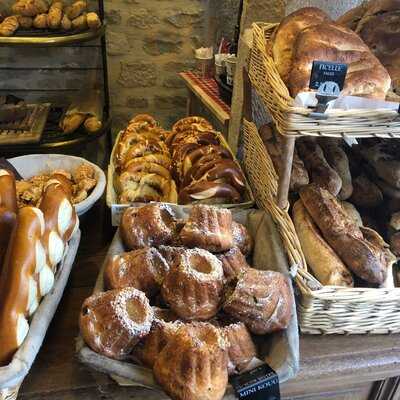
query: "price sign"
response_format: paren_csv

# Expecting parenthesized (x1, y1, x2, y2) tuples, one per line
(309, 61, 348, 91)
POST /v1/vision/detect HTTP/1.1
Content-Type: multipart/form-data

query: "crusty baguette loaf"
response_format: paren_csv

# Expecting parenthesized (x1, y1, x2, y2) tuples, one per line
(319, 139, 353, 200)
(296, 138, 342, 196)
(293, 200, 353, 287)
(350, 174, 383, 208)
(272, 7, 331, 83)
(300, 184, 392, 284)
(341, 201, 363, 227)
(288, 21, 391, 99)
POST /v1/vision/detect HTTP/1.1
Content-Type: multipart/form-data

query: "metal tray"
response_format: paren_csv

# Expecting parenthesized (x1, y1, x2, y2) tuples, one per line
(0, 103, 50, 145)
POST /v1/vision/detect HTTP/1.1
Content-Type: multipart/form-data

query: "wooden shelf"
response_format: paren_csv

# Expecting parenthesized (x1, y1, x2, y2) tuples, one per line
(0, 25, 106, 47)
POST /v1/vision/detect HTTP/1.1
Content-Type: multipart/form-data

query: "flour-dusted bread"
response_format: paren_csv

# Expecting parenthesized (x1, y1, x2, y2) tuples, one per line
(289, 21, 391, 99)
(300, 184, 394, 284)
(338, 0, 400, 94)
(293, 200, 353, 287)
(272, 7, 331, 83)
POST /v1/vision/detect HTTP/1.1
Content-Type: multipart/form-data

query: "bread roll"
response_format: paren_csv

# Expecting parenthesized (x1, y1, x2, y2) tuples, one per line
(67, 0, 87, 19)
(289, 21, 391, 99)
(300, 184, 393, 284)
(293, 200, 353, 287)
(47, 1, 63, 29)
(296, 138, 342, 196)
(0, 16, 19, 37)
(272, 7, 331, 83)
(319, 139, 353, 200)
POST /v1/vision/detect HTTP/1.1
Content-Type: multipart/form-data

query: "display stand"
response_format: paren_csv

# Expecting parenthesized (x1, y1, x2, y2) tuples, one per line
(0, 0, 111, 160)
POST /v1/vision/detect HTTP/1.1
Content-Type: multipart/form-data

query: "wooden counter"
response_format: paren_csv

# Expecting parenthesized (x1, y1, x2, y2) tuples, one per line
(19, 199, 400, 400)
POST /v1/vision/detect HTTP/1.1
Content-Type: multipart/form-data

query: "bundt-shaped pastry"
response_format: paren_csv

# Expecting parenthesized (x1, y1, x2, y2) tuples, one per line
(161, 248, 224, 320)
(219, 319, 257, 375)
(217, 247, 249, 283)
(80, 288, 154, 359)
(103, 247, 169, 297)
(120, 204, 178, 250)
(133, 307, 181, 368)
(180, 205, 234, 252)
(153, 322, 228, 400)
(223, 268, 292, 335)
(232, 221, 253, 256)
(158, 245, 184, 265)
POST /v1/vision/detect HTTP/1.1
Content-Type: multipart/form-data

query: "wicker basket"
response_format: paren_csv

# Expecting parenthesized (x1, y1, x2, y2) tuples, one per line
(248, 22, 400, 138)
(243, 119, 400, 334)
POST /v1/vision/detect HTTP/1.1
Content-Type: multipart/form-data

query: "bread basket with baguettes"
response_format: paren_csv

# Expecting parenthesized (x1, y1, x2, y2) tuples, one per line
(248, 22, 400, 138)
(243, 119, 400, 334)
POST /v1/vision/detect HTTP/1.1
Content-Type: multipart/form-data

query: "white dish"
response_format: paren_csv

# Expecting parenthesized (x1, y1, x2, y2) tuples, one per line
(8, 154, 106, 216)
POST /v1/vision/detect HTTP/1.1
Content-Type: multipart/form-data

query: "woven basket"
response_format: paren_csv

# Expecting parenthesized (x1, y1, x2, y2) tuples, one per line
(243, 119, 400, 334)
(248, 22, 400, 138)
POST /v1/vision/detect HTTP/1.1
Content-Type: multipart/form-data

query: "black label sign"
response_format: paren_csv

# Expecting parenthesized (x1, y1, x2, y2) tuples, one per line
(230, 364, 280, 400)
(309, 61, 348, 91)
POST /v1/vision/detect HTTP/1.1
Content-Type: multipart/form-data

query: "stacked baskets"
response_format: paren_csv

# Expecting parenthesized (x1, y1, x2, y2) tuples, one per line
(245, 22, 400, 334)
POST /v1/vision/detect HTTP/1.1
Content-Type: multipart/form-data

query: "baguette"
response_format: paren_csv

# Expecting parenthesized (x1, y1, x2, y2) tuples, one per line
(350, 174, 383, 208)
(297, 138, 342, 196)
(300, 184, 392, 284)
(319, 139, 353, 200)
(341, 201, 362, 227)
(293, 200, 353, 287)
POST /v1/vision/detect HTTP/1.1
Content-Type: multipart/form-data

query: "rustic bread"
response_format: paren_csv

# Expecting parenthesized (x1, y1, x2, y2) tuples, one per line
(293, 200, 353, 287)
(300, 184, 393, 284)
(296, 138, 342, 196)
(319, 139, 353, 200)
(289, 21, 391, 99)
(272, 7, 331, 83)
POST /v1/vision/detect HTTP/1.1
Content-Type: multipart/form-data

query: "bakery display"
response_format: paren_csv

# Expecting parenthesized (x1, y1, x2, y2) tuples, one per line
(15, 162, 97, 207)
(272, 7, 391, 99)
(0, 174, 78, 366)
(111, 114, 249, 206)
(80, 204, 293, 400)
(0, 0, 102, 36)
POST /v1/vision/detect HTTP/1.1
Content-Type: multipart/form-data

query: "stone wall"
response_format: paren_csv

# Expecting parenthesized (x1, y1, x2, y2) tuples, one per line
(104, 0, 210, 132)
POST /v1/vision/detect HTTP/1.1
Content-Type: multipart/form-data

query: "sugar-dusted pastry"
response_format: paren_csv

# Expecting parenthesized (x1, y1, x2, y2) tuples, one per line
(153, 322, 228, 400)
(133, 307, 181, 368)
(161, 248, 224, 320)
(80, 288, 153, 360)
(180, 205, 234, 252)
(217, 247, 249, 283)
(231, 221, 253, 256)
(104, 247, 169, 297)
(120, 204, 178, 250)
(223, 268, 292, 335)
(217, 318, 257, 375)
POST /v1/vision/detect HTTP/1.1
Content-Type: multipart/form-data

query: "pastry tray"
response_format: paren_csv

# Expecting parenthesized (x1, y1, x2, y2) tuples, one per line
(107, 131, 255, 226)
(0, 103, 50, 145)
(76, 207, 299, 396)
(0, 230, 81, 395)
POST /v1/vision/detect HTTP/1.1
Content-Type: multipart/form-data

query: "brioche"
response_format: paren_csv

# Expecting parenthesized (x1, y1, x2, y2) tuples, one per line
(293, 200, 353, 287)
(0, 207, 46, 366)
